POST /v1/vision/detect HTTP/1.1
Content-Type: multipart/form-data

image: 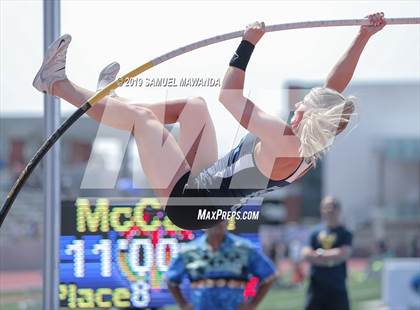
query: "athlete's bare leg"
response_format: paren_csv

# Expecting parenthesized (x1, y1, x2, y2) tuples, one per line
(52, 79, 218, 203)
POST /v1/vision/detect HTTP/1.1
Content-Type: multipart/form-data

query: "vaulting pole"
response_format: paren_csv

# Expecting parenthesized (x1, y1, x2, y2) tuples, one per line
(1, 17, 419, 229)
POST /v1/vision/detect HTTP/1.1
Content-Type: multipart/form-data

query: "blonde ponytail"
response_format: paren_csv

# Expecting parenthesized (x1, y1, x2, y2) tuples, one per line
(294, 87, 356, 161)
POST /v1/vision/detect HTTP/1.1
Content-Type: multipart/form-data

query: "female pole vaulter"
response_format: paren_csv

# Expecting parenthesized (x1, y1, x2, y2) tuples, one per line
(32, 13, 385, 230)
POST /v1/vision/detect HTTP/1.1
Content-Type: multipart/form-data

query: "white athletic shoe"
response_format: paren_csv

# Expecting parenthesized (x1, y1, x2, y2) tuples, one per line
(33, 34, 72, 95)
(97, 61, 120, 97)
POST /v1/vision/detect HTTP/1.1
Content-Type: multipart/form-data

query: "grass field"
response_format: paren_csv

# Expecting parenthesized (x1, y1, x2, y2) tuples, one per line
(162, 278, 381, 310)
(258, 278, 380, 310)
(0, 278, 380, 310)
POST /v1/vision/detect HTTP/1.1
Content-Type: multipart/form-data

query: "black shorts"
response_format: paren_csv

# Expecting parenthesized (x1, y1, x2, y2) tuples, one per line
(165, 172, 230, 230)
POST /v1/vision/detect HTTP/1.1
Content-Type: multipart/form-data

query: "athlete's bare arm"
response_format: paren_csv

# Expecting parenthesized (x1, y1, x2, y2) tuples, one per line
(325, 12, 386, 93)
(219, 22, 300, 157)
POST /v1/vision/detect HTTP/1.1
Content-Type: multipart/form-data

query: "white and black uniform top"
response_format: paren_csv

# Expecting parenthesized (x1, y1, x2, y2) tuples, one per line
(194, 133, 312, 203)
(167, 133, 313, 230)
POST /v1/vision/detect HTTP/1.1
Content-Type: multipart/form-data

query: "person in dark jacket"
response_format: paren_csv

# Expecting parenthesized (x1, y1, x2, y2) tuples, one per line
(302, 196, 353, 310)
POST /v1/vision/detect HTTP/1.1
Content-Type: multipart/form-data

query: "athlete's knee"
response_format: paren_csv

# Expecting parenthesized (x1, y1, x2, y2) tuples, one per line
(186, 96, 209, 116)
(134, 106, 155, 119)
(133, 106, 157, 130)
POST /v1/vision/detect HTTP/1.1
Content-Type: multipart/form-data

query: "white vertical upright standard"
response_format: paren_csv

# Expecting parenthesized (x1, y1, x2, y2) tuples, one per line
(43, 1, 61, 310)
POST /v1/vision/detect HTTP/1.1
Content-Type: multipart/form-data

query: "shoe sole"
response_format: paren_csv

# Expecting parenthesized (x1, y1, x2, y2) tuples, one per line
(97, 62, 121, 95)
(32, 34, 72, 93)
(98, 61, 121, 87)
(101, 62, 120, 77)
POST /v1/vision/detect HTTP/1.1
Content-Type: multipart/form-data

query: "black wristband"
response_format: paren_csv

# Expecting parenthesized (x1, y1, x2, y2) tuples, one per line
(229, 40, 255, 71)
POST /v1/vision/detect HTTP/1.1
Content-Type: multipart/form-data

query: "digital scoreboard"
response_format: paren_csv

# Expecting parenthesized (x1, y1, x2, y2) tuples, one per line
(59, 198, 261, 308)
